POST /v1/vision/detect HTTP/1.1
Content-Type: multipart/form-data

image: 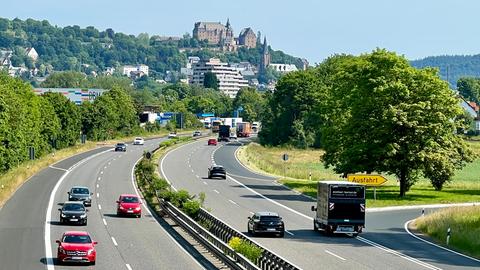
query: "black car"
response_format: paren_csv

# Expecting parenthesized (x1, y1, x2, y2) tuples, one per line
(248, 212, 285, 237)
(115, 143, 127, 152)
(208, 165, 226, 179)
(68, 186, 92, 206)
(59, 202, 88, 225)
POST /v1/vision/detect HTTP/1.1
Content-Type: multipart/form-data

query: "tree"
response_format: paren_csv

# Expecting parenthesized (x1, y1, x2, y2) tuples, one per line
(232, 87, 265, 122)
(322, 49, 474, 196)
(203, 72, 219, 90)
(457, 77, 480, 104)
(41, 71, 88, 88)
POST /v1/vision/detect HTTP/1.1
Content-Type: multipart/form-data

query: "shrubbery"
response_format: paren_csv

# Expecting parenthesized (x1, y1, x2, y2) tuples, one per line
(228, 237, 263, 263)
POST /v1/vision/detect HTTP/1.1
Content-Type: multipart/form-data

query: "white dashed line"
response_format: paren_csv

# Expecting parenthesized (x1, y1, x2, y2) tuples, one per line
(195, 175, 199, 178)
(96, 184, 99, 188)
(228, 199, 237, 205)
(98, 177, 101, 181)
(325, 250, 346, 261)
(191, 169, 195, 173)
(108, 162, 111, 165)
(285, 230, 294, 236)
(98, 204, 102, 210)
(126, 264, 133, 270)
(96, 193, 99, 198)
(100, 171, 104, 174)
(203, 181, 208, 185)
(249, 211, 255, 215)
(104, 166, 107, 169)
(111, 237, 118, 246)
(213, 189, 219, 194)
(102, 218, 107, 226)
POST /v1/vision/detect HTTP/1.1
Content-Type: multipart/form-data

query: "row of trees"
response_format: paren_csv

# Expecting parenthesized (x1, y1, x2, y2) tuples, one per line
(260, 49, 475, 196)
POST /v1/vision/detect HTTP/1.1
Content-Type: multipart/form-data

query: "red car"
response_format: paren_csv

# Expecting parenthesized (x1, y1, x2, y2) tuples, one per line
(207, 138, 217, 146)
(116, 194, 142, 217)
(56, 231, 97, 265)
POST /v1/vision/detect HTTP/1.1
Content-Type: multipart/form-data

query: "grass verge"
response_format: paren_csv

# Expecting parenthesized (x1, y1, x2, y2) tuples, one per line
(413, 206, 480, 259)
(237, 142, 480, 208)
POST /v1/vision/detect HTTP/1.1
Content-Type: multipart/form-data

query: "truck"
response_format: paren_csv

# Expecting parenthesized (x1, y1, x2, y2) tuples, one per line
(218, 125, 230, 142)
(229, 127, 238, 140)
(211, 120, 222, 133)
(236, 122, 251, 137)
(251, 121, 261, 133)
(311, 181, 365, 236)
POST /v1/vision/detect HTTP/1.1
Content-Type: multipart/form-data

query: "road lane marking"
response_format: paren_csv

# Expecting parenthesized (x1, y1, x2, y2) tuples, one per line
(203, 181, 208, 185)
(228, 200, 237, 205)
(96, 193, 99, 198)
(191, 169, 194, 173)
(126, 264, 133, 270)
(111, 236, 118, 246)
(100, 171, 104, 174)
(405, 219, 480, 263)
(97, 184, 99, 188)
(98, 204, 102, 210)
(325, 250, 346, 261)
(98, 176, 101, 181)
(285, 230, 294, 236)
(104, 166, 107, 169)
(44, 148, 112, 270)
(195, 175, 199, 178)
(213, 189, 220, 194)
(103, 218, 107, 226)
(108, 162, 111, 165)
(49, 165, 68, 171)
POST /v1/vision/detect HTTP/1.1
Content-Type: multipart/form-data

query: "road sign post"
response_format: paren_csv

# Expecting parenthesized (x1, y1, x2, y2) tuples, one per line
(282, 153, 288, 180)
(347, 174, 388, 200)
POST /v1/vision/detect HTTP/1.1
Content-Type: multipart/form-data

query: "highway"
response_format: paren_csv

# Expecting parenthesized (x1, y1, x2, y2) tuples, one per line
(0, 138, 208, 270)
(161, 138, 480, 270)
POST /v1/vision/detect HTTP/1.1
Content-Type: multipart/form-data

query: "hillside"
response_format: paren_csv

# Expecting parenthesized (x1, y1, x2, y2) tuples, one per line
(411, 54, 480, 87)
(0, 17, 303, 79)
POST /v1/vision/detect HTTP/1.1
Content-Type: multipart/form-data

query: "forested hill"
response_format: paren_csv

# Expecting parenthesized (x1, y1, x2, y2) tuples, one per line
(0, 17, 303, 78)
(411, 54, 480, 87)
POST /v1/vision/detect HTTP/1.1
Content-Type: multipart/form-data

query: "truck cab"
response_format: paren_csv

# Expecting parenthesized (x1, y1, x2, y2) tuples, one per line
(311, 181, 365, 236)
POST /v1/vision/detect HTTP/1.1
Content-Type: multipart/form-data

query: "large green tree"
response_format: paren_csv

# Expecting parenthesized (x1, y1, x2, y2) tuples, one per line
(322, 49, 474, 196)
(232, 87, 265, 122)
(457, 77, 480, 104)
(203, 72, 219, 90)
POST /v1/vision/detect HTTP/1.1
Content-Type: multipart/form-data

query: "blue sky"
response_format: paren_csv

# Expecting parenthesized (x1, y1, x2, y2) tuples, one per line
(2, 0, 479, 64)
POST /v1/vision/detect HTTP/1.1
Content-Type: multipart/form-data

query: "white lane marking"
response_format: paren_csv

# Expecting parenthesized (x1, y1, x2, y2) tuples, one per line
(44, 148, 112, 270)
(96, 184, 99, 188)
(285, 230, 294, 236)
(357, 236, 442, 270)
(195, 175, 199, 178)
(49, 166, 68, 171)
(108, 162, 111, 165)
(104, 166, 107, 169)
(98, 204, 102, 210)
(325, 250, 346, 261)
(98, 176, 101, 181)
(103, 218, 107, 226)
(404, 220, 480, 263)
(368, 202, 480, 213)
(133, 157, 205, 269)
(226, 174, 442, 269)
(213, 189, 220, 194)
(191, 169, 195, 173)
(100, 171, 104, 174)
(188, 164, 191, 168)
(126, 264, 133, 270)
(203, 181, 208, 185)
(249, 211, 255, 215)
(111, 236, 118, 246)
(228, 199, 237, 205)
(96, 193, 99, 198)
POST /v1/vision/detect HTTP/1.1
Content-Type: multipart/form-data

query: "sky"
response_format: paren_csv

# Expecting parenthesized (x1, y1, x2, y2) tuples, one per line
(2, 0, 480, 64)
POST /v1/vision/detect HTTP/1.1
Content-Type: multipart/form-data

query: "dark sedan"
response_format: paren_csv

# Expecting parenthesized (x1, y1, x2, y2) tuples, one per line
(59, 202, 88, 225)
(68, 186, 92, 206)
(248, 212, 285, 237)
(208, 165, 226, 179)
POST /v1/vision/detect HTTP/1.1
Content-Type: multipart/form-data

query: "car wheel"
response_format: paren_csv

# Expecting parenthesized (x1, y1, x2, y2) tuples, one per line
(91, 260, 96, 266)
(251, 228, 256, 236)
(83, 219, 87, 226)
(313, 221, 318, 231)
(279, 231, 285, 238)
(137, 214, 141, 218)
(223, 176, 226, 179)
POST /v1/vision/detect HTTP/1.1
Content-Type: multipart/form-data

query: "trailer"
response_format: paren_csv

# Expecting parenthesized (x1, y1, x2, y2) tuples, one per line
(236, 122, 251, 137)
(218, 125, 230, 142)
(311, 181, 365, 236)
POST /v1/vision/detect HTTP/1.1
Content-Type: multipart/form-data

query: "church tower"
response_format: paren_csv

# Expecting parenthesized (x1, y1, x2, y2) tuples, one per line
(260, 37, 270, 74)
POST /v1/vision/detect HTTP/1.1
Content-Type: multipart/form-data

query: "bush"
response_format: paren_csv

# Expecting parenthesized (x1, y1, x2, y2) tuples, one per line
(228, 237, 263, 263)
(182, 200, 201, 218)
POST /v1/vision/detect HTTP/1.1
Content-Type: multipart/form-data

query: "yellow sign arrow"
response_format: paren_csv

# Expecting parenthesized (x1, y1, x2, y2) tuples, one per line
(347, 174, 388, 186)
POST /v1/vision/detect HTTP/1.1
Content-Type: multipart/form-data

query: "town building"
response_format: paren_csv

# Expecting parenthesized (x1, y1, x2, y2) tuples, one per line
(25, 47, 39, 62)
(238, 28, 256, 48)
(259, 37, 271, 74)
(193, 19, 235, 51)
(33, 88, 107, 105)
(122, 64, 149, 77)
(269, 64, 298, 73)
(191, 58, 248, 98)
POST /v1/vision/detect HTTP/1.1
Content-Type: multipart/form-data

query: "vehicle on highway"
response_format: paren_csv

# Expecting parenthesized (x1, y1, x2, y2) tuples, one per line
(68, 186, 92, 206)
(251, 121, 261, 133)
(193, 130, 202, 137)
(116, 194, 142, 217)
(236, 122, 251, 137)
(207, 165, 226, 179)
(133, 137, 144, 145)
(56, 231, 97, 265)
(114, 142, 127, 152)
(247, 212, 285, 237)
(59, 202, 88, 225)
(168, 132, 177, 139)
(311, 181, 365, 236)
(218, 124, 230, 142)
(207, 138, 217, 146)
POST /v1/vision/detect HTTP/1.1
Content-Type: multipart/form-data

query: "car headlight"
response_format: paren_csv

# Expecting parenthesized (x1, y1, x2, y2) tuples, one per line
(61, 213, 66, 218)
(135, 206, 141, 211)
(80, 214, 87, 218)
(87, 248, 95, 255)
(58, 246, 66, 254)
(119, 206, 124, 210)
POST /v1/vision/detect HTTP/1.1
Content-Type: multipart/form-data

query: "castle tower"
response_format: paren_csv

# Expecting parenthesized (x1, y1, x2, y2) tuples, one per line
(260, 37, 270, 74)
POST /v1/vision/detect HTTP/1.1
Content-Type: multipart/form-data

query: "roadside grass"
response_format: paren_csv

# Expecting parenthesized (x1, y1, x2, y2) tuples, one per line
(0, 129, 194, 209)
(414, 206, 480, 259)
(237, 142, 480, 207)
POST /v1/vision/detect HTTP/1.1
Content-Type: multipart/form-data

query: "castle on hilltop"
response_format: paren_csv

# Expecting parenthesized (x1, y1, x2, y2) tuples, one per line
(193, 19, 256, 51)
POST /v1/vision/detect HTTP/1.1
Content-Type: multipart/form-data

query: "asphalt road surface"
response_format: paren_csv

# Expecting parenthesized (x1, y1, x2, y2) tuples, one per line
(160, 138, 480, 270)
(0, 138, 207, 270)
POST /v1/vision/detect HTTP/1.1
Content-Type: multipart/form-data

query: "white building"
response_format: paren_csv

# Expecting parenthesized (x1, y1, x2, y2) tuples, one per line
(269, 63, 298, 73)
(34, 88, 107, 105)
(122, 64, 149, 77)
(25, 47, 39, 62)
(191, 58, 248, 98)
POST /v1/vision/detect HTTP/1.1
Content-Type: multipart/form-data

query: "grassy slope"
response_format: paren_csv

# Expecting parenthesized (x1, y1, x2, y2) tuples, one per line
(237, 142, 480, 207)
(414, 206, 480, 259)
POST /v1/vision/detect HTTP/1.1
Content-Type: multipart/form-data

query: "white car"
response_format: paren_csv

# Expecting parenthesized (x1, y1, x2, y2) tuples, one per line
(168, 132, 177, 139)
(133, 137, 144, 145)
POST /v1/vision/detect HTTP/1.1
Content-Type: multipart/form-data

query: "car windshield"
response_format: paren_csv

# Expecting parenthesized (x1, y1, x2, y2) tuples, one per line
(63, 235, 92, 243)
(259, 216, 281, 221)
(121, 196, 139, 203)
(117, 143, 125, 146)
(63, 203, 85, 211)
(135, 138, 142, 140)
(212, 166, 223, 170)
(71, 188, 89, 194)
